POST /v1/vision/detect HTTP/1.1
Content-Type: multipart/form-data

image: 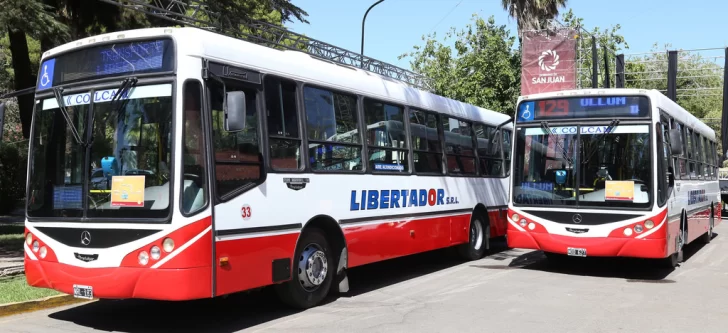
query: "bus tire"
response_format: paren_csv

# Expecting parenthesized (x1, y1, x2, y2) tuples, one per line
(700, 207, 714, 244)
(458, 212, 488, 260)
(661, 215, 686, 268)
(274, 228, 333, 309)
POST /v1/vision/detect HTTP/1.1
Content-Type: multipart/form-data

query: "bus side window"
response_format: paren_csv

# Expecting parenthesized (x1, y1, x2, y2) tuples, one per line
(265, 77, 300, 171)
(208, 79, 262, 199)
(657, 119, 671, 205)
(473, 123, 501, 177)
(409, 109, 442, 174)
(363, 98, 409, 173)
(503, 129, 512, 176)
(442, 116, 475, 175)
(181, 80, 208, 215)
(303, 86, 361, 172)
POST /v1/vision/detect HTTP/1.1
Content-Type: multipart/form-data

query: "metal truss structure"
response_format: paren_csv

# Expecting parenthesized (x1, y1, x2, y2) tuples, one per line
(97, 0, 434, 91)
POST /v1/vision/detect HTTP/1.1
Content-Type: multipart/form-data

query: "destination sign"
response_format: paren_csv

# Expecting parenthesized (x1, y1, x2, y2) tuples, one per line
(517, 96, 650, 122)
(37, 38, 174, 90)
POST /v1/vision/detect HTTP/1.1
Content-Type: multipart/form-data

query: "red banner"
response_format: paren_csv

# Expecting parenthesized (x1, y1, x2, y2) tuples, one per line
(521, 28, 578, 95)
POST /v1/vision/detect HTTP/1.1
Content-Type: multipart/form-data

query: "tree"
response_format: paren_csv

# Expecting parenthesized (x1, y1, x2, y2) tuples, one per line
(501, 0, 568, 42)
(399, 14, 521, 115)
(624, 43, 724, 155)
(0, 0, 67, 139)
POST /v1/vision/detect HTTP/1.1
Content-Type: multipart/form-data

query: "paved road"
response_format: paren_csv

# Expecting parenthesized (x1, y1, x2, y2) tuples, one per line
(3, 221, 728, 333)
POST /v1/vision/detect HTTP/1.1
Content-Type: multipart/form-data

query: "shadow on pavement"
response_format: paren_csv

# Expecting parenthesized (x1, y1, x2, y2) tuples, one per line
(46, 240, 511, 333)
(476, 233, 717, 282)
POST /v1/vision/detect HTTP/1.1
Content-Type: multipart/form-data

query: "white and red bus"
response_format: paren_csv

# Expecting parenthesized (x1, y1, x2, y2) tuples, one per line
(21, 27, 513, 309)
(506, 88, 721, 268)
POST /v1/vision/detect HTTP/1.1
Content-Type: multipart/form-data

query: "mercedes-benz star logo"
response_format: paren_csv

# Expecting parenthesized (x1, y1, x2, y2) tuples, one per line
(572, 214, 583, 224)
(80, 231, 92, 246)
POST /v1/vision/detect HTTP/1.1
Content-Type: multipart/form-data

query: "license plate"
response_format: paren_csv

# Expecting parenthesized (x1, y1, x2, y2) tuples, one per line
(73, 284, 93, 299)
(567, 247, 587, 257)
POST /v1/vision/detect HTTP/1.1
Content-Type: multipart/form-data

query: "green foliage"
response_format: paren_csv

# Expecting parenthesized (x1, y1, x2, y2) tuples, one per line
(560, 9, 629, 88)
(0, 144, 26, 214)
(399, 14, 521, 115)
(501, 0, 568, 37)
(0, 0, 68, 41)
(625, 43, 724, 153)
(0, 35, 41, 89)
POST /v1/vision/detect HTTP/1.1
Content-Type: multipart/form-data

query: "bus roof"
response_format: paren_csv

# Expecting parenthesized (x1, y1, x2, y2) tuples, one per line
(40, 27, 512, 129)
(516, 88, 715, 141)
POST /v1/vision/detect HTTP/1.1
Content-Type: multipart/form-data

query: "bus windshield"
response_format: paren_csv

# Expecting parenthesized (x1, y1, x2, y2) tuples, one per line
(27, 83, 173, 220)
(513, 123, 652, 209)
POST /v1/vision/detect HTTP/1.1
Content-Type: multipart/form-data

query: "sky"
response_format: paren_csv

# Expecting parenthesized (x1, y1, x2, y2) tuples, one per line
(286, 0, 728, 70)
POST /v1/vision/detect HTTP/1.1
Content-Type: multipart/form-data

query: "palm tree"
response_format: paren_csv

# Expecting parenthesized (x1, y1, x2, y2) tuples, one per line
(501, 0, 568, 42)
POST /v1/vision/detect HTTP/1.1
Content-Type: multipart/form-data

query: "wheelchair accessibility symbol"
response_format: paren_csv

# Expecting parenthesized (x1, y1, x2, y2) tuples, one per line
(37, 59, 55, 90)
(521, 104, 531, 119)
(518, 101, 534, 121)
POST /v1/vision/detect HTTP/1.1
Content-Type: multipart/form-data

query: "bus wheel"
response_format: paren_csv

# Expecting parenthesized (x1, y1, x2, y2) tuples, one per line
(458, 213, 488, 260)
(700, 209, 714, 244)
(274, 228, 333, 309)
(662, 226, 685, 268)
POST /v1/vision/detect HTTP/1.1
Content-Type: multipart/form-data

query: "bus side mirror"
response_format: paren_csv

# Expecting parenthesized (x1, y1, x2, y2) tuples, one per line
(668, 128, 683, 155)
(0, 102, 5, 140)
(224, 91, 246, 132)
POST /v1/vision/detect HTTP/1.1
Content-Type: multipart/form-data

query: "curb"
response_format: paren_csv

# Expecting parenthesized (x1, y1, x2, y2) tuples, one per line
(0, 265, 24, 278)
(0, 294, 93, 318)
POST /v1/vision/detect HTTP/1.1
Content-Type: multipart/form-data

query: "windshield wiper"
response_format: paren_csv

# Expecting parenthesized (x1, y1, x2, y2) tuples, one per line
(540, 121, 573, 167)
(110, 77, 138, 115)
(52, 87, 85, 146)
(582, 119, 620, 165)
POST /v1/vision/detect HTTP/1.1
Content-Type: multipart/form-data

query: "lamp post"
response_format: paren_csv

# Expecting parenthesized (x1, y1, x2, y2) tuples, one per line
(360, 0, 385, 68)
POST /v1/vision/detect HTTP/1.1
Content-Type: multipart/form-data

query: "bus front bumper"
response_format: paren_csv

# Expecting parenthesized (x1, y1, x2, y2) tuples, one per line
(25, 259, 212, 301)
(507, 229, 668, 258)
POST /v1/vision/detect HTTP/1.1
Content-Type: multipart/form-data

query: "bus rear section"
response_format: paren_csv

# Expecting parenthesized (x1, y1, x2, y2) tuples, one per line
(506, 89, 720, 267)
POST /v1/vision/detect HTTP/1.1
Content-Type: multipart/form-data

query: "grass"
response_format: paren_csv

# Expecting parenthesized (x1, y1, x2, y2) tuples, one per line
(0, 276, 61, 305)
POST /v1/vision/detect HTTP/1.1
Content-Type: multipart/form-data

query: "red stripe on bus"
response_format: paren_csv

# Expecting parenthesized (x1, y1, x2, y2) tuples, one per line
(344, 213, 472, 267)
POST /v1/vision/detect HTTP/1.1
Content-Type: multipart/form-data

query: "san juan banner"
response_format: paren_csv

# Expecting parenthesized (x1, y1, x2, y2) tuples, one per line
(521, 28, 579, 95)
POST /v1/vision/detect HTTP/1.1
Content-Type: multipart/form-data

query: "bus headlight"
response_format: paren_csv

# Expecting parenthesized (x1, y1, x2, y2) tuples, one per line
(519, 219, 528, 227)
(512, 213, 520, 222)
(634, 224, 644, 233)
(32, 241, 39, 252)
(39, 246, 47, 259)
(138, 251, 149, 266)
(26, 233, 32, 245)
(163, 238, 175, 253)
(644, 220, 654, 229)
(150, 246, 161, 260)
(623, 228, 633, 236)
(528, 223, 536, 230)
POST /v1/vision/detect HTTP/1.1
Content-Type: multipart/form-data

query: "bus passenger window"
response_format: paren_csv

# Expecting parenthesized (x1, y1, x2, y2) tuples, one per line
(474, 123, 502, 176)
(442, 116, 475, 175)
(181, 81, 207, 215)
(363, 99, 408, 173)
(209, 80, 262, 198)
(265, 77, 300, 170)
(410, 110, 442, 174)
(303, 86, 362, 172)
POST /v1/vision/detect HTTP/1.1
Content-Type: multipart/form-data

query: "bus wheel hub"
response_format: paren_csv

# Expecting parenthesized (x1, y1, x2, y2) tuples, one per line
(299, 244, 327, 290)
